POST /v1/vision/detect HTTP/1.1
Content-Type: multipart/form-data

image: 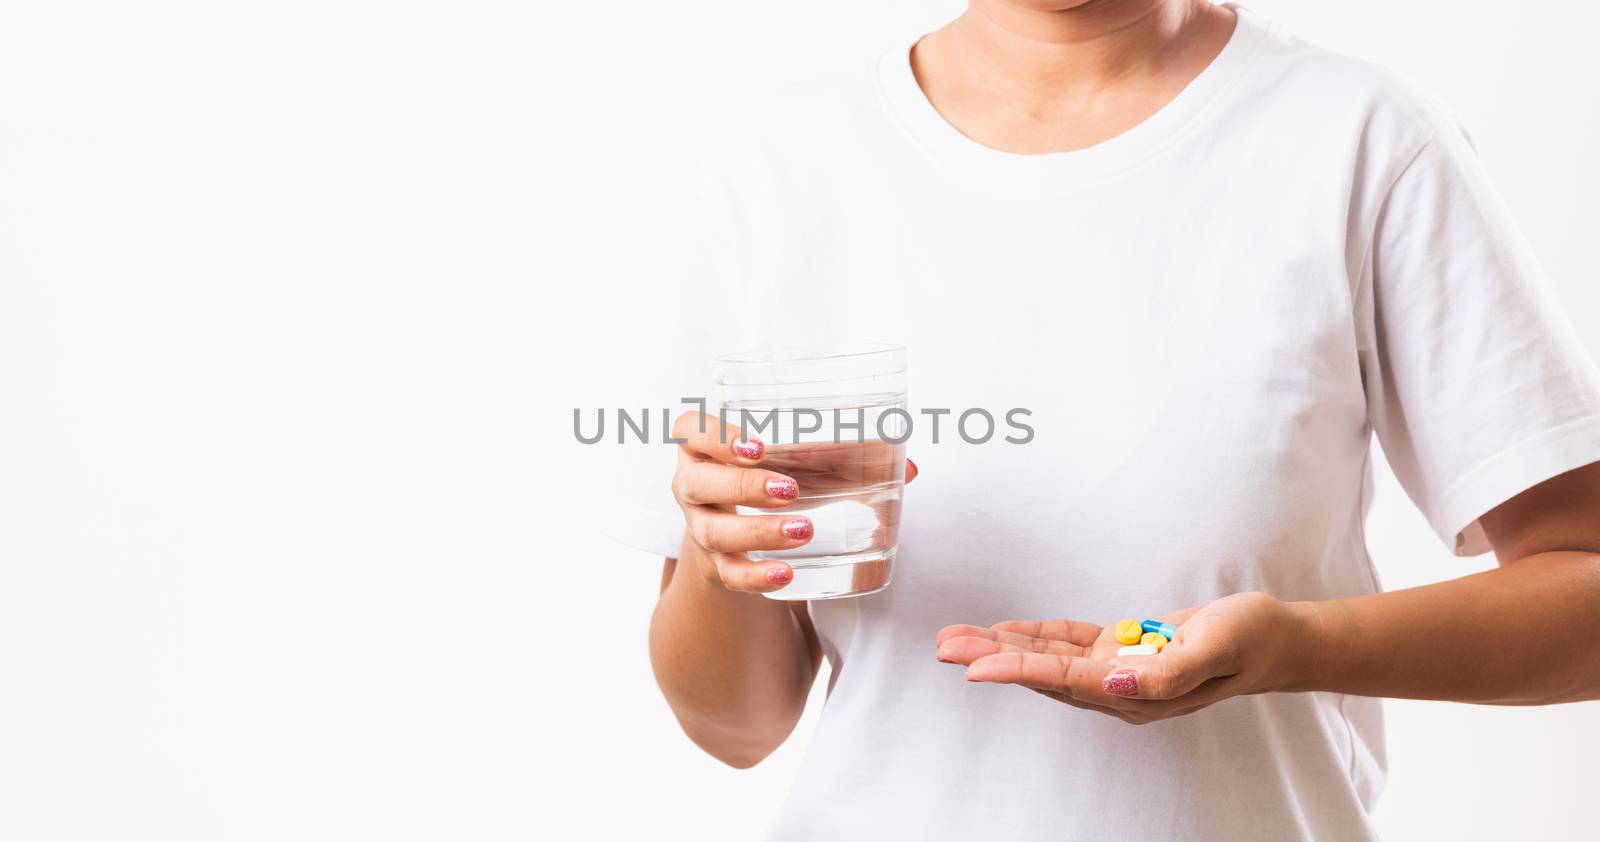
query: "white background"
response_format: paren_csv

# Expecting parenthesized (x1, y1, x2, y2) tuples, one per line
(2, 1, 1597, 839)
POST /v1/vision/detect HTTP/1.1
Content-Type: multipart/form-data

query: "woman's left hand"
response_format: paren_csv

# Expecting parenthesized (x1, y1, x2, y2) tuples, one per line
(934, 591, 1315, 724)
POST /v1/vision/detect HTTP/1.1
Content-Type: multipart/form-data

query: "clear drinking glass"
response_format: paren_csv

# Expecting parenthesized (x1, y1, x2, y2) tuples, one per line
(716, 344, 908, 600)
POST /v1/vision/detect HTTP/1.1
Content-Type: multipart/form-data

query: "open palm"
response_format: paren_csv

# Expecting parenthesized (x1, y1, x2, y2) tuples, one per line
(935, 592, 1300, 724)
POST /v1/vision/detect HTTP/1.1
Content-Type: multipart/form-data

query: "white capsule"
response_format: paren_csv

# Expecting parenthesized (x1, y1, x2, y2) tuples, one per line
(1116, 644, 1159, 657)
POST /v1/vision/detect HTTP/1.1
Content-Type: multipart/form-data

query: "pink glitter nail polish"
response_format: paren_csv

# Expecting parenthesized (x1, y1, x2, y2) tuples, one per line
(766, 476, 798, 499)
(1103, 670, 1139, 696)
(732, 438, 764, 460)
(766, 566, 792, 585)
(782, 517, 812, 541)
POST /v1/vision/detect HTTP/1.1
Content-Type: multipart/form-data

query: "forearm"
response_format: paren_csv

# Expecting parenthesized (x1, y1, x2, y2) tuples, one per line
(1289, 551, 1600, 704)
(649, 536, 818, 767)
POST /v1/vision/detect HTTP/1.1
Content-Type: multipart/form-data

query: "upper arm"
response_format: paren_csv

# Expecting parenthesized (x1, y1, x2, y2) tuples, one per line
(1480, 461, 1600, 564)
(1358, 115, 1600, 556)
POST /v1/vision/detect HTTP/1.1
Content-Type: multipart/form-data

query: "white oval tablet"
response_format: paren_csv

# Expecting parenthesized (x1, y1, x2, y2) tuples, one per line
(1116, 644, 1159, 657)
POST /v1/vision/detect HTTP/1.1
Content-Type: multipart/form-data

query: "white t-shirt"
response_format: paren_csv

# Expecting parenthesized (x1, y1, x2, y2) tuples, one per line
(617, 5, 1600, 839)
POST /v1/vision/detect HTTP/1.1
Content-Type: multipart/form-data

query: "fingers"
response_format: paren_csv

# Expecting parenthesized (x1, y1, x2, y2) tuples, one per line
(957, 638, 1228, 705)
(673, 411, 764, 464)
(936, 634, 1085, 664)
(960, 649, 1230, 723)
(935, 619, 1100, 648)
(706, 551, 796, 594)
(936, 635, 1003, 664)
(989, 619, 1104, 647)
(674, 459, 798, 508)
(937, 612, 1242, 723)
(759, 441, 897, 491)
(669, 411, 810, 595)
(934, 623, 992, 647)
(1103, 636, 1235, 701)
(963, 652, 1118, 702)
(683, 507, 813, 556)
(935, 626, 1089, 662)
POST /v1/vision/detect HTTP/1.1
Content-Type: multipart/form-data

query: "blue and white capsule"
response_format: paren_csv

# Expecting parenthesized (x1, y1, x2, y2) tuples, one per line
(1141, 620, 1178, 640)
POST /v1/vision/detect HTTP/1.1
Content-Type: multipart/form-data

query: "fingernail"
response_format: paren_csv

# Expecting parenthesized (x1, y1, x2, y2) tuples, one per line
(766, 476, 798, 500)
(1103, 670, 1139, 696)
(782, 517, 812, 540)
(766, 566, 791, 585)
(732, 438, 764, 460)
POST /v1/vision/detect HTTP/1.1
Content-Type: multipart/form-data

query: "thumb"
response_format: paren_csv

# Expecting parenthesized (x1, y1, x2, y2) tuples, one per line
(1103, 638, 1228, 700)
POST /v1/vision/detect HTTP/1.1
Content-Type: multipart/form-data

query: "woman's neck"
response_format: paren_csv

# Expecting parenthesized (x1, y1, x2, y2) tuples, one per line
(911, 0, 1236, 154)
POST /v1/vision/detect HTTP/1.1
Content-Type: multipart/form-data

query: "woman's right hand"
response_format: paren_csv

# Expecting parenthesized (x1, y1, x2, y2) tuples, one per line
(657, 413, 917, 765)
(671, 412, 813, 593)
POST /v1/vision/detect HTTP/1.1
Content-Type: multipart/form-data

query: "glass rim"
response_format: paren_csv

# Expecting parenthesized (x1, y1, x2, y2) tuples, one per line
(714, 342, 905, 366)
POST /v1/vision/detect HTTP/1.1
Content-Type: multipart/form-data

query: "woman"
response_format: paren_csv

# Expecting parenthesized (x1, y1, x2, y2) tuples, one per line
(636, 1, 1600, 838)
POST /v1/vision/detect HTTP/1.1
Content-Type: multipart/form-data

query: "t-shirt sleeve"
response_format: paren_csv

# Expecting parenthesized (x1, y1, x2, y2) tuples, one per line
(604, 133, 767, 559)
(1359, 116, 1600, 556)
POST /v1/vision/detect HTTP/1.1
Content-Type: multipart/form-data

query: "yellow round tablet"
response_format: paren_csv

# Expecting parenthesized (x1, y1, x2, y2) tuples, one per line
(1114, 619, 1143, 645)
(1141, 632, 1168, 652)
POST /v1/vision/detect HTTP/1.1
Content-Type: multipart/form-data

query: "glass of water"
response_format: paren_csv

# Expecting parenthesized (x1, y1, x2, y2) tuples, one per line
(716, 344, 908, 600)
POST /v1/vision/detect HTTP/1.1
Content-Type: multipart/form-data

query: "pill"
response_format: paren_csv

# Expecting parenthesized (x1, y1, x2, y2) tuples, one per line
(1141, 632, 1168, 651)
(1117, 644, 1159, 657)
(1141, 620, 1178, 640)
(1114, 619, 1144, 645)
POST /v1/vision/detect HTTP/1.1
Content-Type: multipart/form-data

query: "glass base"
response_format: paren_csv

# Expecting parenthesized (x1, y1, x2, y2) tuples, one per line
(761, 548, 895, 601)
